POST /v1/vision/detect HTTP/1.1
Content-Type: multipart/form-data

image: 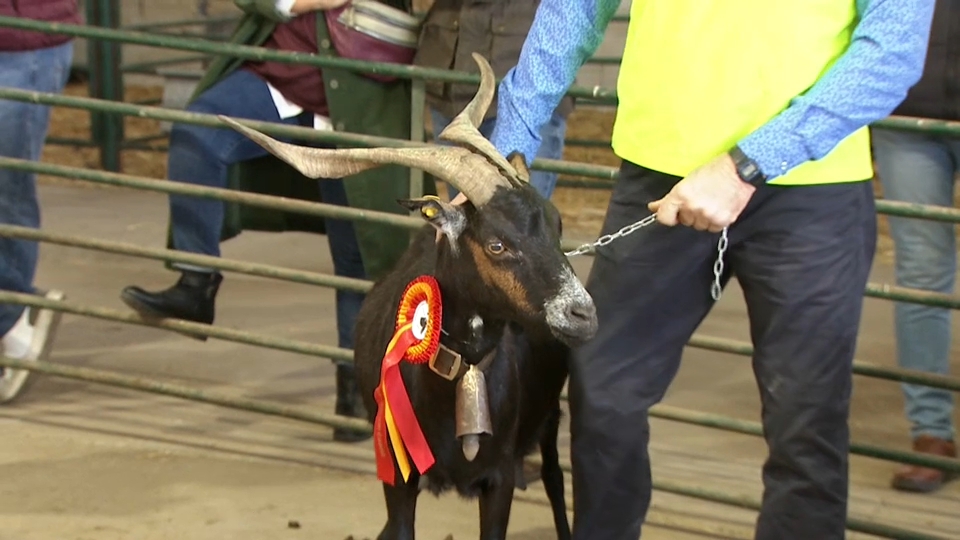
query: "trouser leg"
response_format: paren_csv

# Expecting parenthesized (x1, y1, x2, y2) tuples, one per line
(872, 128, 956, 441)
(317, 177, 367, 354)
(120, 69, 305, 328)
(0, 43, 73, 336)
(730, 181, 876, 539)
(569, 161, 728, 540)
(167, 68, 300, 261)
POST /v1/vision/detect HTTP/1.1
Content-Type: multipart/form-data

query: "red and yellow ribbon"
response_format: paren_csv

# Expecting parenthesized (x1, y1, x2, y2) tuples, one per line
(373, 275, 443, 486)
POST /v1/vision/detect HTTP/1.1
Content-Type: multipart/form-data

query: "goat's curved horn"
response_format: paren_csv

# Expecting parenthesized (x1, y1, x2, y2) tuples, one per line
(436, 53, 525, 186)
(218, 115, 504, 206)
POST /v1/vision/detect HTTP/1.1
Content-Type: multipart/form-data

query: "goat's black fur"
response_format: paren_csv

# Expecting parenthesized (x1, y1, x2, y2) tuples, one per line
(354, 184, 593, 540)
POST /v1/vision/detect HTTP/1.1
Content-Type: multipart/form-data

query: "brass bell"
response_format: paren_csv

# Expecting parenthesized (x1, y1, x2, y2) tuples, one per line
(455, 364, 492, 461)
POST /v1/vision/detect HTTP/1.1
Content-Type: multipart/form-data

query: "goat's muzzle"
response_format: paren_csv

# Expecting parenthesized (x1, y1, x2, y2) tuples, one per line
(544, 267, 599, 346)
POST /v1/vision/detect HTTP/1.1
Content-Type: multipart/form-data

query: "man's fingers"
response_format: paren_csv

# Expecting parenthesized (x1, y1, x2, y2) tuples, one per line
(679, 209, 697, 227)
(647, 199, 662, 213)
(653, 198, 680, 227)
(450, 192, 468, 206)
(692, 215, 713, 231)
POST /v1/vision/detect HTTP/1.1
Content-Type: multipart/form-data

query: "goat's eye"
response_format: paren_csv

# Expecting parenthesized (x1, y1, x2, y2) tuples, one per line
(486, 240, 506, 255)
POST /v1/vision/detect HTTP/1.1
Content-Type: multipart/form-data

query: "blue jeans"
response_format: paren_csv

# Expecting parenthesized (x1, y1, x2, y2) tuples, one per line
(429, 107, 566, 199)
(0, 41, 74, 337)
(872, 127, 957, 441)
(167, 68, 365, 354)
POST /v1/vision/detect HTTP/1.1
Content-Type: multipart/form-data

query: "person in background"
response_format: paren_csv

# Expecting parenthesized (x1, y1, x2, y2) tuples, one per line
(490, 0, 934, 538)
(0, 0, 78, 403)
(119, 0, 421, 442)
(870, 0, 958, 494)
(413, 0, 571, 200)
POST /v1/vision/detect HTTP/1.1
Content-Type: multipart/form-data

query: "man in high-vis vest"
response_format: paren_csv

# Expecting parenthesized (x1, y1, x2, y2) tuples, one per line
(489, 1, 935, 538)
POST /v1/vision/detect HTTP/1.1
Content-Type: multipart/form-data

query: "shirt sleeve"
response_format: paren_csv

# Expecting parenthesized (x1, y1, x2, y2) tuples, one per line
(490, 0, 623, 164)
(738, 0, 936, 181)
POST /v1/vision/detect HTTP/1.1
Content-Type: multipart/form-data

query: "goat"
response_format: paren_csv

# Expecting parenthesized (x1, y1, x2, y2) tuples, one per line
(219, 53, 599, 540)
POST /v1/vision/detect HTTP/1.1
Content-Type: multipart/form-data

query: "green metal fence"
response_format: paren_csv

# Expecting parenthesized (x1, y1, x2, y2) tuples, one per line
(1, 12, 959, 540)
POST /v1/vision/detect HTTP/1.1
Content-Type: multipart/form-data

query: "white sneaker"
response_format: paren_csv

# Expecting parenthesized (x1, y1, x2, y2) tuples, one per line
(0, 289, 66, 404)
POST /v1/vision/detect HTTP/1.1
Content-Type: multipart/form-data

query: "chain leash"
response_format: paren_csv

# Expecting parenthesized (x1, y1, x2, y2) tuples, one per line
(710, 226, 728, 301)
(564, 217, 729, 301)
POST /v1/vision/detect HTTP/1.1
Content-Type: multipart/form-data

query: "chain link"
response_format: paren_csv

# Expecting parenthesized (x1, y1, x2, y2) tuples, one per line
(710, 226, 729, 301)
(563, 214, 659, 257)
(565, 215, 729, 302)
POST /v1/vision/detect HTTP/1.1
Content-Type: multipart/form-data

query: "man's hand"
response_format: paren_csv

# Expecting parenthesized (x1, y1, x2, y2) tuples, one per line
(290, 0, 351, 14)
(647, 153, 757, 232)
(450, 192, 468, 206)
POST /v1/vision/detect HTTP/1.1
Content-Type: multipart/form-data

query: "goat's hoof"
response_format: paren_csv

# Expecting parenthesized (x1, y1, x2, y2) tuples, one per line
(344, 536, 372, 540)
(443, 535, 454, 540)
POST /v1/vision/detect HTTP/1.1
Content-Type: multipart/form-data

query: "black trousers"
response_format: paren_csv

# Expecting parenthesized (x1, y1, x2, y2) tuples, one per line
(568, 161, 877, 540)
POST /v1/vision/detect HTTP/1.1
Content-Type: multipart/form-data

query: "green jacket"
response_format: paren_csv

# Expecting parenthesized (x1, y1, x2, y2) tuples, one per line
(167, 0, 434, 281)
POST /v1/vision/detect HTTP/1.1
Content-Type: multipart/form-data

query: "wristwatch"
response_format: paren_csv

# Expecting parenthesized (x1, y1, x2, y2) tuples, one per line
(728, 145, 767, 187)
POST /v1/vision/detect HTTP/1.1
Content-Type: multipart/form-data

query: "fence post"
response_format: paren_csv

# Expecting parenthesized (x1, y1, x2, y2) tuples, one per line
(85, 0, 124, 172)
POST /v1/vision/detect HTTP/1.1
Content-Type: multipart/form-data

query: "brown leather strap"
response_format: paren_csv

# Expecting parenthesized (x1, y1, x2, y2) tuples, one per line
(428, 343, 497, 381)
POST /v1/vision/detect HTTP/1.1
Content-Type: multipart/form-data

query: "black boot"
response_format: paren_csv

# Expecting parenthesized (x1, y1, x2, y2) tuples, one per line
(334, 363, 371, 443)
(120, 270, 223, 341)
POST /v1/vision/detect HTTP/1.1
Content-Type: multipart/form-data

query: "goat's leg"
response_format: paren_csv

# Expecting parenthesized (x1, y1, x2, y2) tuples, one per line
(540, 405, 571, 540)
(478, 463, 516, 540)
(376, 477, 420, 540)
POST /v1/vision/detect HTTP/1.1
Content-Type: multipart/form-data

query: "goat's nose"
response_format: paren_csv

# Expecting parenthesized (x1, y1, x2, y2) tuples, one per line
(565, 300, 597, 325)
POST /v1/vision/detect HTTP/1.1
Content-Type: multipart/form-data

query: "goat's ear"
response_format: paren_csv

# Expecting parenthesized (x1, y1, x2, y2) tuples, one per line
(506, 152, 530, 183)
(398, 195, 468, 240)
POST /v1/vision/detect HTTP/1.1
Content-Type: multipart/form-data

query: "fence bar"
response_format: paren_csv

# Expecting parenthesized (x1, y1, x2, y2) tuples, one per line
(10, 152, 960, 314)
(2, 16, 955, 136)
(649, 477, 945, 540)
(4, 219, 960, 394)
(12, 85, 960, 227)
(0, 224, 372, 293)
(3, 287, 960, 476)
(585, 56, 621, 65)
(645, 404, 960, 474)
(0, 356, 371, 433)
(0, 87, 426, 149)
(122, 15, 241, 32)
(0, 156, 423, 231)
(0, 16, 619, 103)
(686, 334, 960, 392)
(537, 459, 945, 540)
(11, 85, 960, 219)
(122, 53, 211, 73)
(5, 351, 939, 539)
(0, 291, 352, 362)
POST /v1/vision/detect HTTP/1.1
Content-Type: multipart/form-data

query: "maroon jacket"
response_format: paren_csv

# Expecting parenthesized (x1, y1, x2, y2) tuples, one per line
(0, 0, 81, 52)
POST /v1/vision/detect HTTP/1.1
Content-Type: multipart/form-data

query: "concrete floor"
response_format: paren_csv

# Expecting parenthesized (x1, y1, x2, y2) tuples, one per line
(1, 182, 959, 540)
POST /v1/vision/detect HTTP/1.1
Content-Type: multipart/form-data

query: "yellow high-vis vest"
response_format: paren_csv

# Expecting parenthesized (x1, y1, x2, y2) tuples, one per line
(611, 0, 874, 185)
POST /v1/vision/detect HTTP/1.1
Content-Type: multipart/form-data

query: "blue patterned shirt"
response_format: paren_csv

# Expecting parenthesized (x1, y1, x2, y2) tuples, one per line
(490, 0, 935, 182)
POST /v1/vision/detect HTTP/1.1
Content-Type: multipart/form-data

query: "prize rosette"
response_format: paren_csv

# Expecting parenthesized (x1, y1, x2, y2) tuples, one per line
(373, 275, 443, 485)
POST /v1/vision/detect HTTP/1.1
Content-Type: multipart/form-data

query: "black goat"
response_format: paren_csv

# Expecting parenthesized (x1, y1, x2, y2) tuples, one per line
(219, 53, 599, 540)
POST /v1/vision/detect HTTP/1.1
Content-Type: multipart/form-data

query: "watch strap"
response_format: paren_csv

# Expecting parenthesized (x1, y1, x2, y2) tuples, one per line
(729, 145, 766, 187)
